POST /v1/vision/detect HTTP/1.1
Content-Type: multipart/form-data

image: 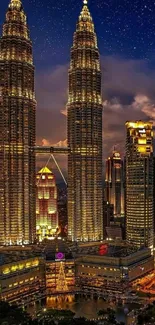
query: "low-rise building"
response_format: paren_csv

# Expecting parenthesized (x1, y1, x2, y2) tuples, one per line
(0, 241, 154, 305)
(76, 244, 154, 293)
(0, 248, 45, 305)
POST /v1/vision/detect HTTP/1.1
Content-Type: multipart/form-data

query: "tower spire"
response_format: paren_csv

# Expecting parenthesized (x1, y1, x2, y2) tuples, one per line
(83, 0, 88, 5)
(9, 0, 22, 9)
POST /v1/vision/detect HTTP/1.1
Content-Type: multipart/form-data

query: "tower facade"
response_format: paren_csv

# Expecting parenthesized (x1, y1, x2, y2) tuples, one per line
(105, 151, 124, 217)
(36, 167, 58, 241)
(67, 0, 103, 241)
(0, 0, 36, 245)
(125, 121, 154, 249)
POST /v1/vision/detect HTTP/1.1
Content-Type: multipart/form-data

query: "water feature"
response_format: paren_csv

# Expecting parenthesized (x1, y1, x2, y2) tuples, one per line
(26, 294, 142, 324)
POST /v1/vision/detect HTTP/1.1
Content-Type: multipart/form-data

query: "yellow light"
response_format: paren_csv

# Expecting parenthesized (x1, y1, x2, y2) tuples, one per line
(26, 262, 31, 268)
(138, 139, 146, 145)
(3, 268, 10, 274)
(32, 259, 39, 267)
(138, 146, 146, 153)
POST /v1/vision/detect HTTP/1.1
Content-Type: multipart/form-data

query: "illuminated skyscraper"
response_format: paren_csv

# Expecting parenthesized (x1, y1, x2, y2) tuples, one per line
(0, 0, 36, 245)
(36, 167, 58, 241)
(67, 0, 103, 241)
(105, 151, 124, 217)
(125, 121, 154, 249)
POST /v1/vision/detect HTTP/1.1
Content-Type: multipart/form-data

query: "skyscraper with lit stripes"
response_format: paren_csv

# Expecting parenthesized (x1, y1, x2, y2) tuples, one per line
(0, 0, 36, 245)
(67, 0, 103, 241)
(125, 121, 154, 249)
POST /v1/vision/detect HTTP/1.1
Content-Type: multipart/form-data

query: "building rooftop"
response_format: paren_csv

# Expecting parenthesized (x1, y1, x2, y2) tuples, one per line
(38, 167, 52, 174)
(39, 239, 74, 261)
(0, 247, 42, 265)
(76, 242, 151, 259)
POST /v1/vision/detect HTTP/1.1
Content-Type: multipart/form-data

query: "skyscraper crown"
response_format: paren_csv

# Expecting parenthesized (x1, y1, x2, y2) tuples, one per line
(3, 0, 29, 43)
(77, 0, 94, 33)
(9, 0, 22, 9)
(79, 0, 92, 22)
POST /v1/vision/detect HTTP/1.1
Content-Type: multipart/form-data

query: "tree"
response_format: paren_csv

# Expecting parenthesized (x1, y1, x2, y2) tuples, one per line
(97, 309, 107, 316)
(0, 301, 32, 325)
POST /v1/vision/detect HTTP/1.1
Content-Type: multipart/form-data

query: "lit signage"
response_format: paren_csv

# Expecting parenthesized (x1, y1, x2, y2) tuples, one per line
(55, 252, 65, 261)
(99, 244, 108, 256)
(139, 129, 146, 133)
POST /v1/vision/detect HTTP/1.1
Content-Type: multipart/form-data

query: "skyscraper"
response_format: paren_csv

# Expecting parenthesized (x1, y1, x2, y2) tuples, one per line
(0, 0, 36, 245)
(67, 0, 103, 241)
(105, 150, 124, 217)
(36, 167, 58, 241)
(125, 121, 154, 249)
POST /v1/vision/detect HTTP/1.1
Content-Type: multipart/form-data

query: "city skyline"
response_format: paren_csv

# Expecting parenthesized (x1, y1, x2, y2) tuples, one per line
(1, 0, 155, 175)
(0, 1, 155, 321)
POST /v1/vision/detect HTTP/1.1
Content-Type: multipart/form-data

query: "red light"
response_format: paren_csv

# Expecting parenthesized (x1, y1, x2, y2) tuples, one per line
(99, 244, 108, 255)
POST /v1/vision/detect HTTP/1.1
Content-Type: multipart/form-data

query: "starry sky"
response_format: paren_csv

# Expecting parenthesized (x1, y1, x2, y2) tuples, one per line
(1, 0, 155, 178)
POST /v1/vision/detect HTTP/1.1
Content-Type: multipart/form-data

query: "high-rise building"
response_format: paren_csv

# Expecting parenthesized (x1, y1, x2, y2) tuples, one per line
(105, 150, 124, 217)
(125, 121, 154, 249)
(0, 0, 36, 245)
(36, 167, 58, 241)
(67, 0, 103, 241)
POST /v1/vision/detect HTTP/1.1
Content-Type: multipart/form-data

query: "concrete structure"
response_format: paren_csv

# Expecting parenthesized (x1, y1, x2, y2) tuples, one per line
(125, 121, 154, 249)
(0, 0, 36, 245)
(67, 0, 103, 241)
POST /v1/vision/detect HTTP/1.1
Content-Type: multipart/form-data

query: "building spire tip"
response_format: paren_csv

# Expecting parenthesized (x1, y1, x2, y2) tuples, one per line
(83, 0, 88, 5)
(9, 0, 21, 9)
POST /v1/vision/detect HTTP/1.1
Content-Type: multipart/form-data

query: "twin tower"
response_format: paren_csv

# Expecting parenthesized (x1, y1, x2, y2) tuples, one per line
(0, 0, 103, 244)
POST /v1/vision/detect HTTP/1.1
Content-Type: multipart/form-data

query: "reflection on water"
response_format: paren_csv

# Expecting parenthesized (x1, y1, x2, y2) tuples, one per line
(27, 294, 141, 324)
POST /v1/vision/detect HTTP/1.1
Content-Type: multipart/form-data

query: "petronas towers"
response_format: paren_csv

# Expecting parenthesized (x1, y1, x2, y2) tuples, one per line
(67, 1, 103, 241)
(0, 0, 103, 244)
(0, 0, 36, 245)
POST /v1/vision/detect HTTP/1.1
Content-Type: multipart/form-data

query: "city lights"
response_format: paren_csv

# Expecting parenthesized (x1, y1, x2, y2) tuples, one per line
(0, 1, 154, 324)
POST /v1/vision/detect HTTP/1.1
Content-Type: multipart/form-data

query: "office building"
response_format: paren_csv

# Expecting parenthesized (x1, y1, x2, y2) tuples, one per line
(125, 121, 154, 249)
(105, 150, 124, 217)
(67, 0, 103, 241)
(36, 167, 58, 241)
(0, 0, 36, 245)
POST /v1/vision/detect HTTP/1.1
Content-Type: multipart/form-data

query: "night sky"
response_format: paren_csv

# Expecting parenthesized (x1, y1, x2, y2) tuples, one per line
(1, 0, 155, 177)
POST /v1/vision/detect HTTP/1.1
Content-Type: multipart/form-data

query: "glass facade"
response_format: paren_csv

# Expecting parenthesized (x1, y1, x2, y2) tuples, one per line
(105, 151, 124, 217)
(125, 121, 154, 249)
(67, 1, 103, 241)
(0, 0, 36, 245)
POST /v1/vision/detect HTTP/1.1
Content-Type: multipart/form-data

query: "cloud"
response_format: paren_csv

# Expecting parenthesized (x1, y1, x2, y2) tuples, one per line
(36, 55, 155, 175)
(103, 94, 155, 156)
(36, 64, 68, 147)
